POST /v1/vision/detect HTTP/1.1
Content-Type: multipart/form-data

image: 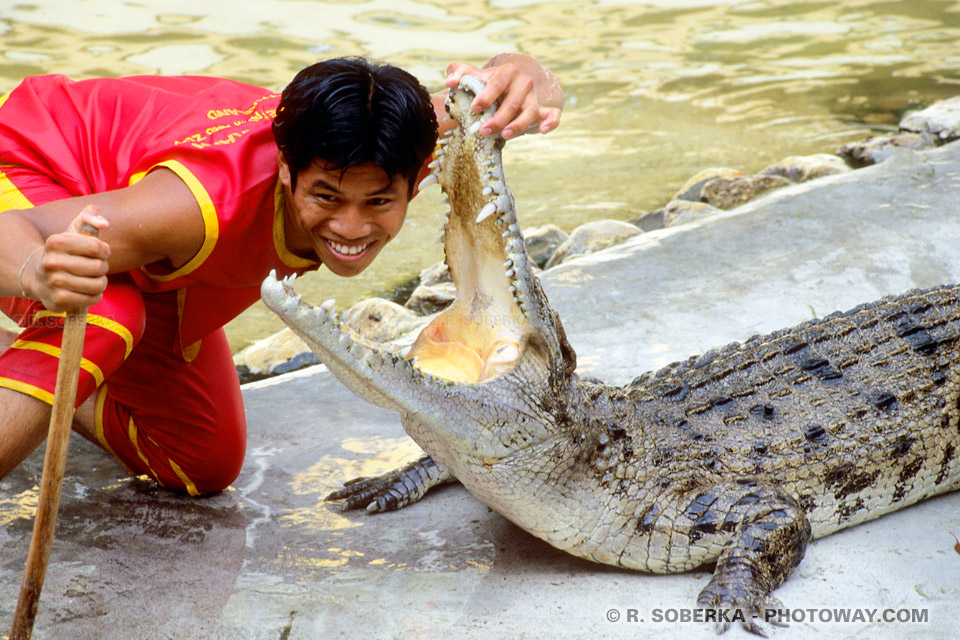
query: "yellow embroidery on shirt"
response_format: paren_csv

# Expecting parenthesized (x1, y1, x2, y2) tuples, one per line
(175, 94, 278, 149)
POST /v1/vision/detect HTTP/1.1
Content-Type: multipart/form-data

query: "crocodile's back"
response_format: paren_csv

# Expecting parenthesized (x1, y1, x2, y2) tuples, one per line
(624, 284, 960, 538)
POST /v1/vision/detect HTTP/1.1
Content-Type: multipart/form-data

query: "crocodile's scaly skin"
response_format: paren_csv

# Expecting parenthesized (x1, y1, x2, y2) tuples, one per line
(262, 77, 960, 634)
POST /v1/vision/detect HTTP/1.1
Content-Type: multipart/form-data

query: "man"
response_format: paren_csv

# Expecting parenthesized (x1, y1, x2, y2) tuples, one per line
(0, 54, 563, 495)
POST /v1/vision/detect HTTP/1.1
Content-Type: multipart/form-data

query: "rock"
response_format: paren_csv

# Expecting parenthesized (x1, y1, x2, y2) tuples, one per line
(544, 219, 642, 268)
(629, 200, 721, 231)
(234, 327, 317, 381)
(341, 297, 420, 342)
(418, 260, 451, 287)
(523, 224, 569, 268)
(662, 200, 722, 227)
(405, 282, 457, 315)
(760, 153, 850, 183)
(699, 174, 792, 209)
(673, 167, 743, 202)
(899, 96, 960, 141)
(627, 209, 662, 231)
(838, 132, 936, 167)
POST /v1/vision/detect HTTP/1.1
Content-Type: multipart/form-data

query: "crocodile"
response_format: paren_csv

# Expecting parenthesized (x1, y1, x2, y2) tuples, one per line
(261, 76, 960, 634)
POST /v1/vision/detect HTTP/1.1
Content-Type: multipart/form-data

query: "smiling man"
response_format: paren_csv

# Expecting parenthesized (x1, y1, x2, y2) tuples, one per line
(0, 55, 563, 494)
(280, 163, 409, 277)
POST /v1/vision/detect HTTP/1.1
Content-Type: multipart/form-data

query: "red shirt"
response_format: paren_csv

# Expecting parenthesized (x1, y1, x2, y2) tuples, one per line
(0, 74, 317, 358)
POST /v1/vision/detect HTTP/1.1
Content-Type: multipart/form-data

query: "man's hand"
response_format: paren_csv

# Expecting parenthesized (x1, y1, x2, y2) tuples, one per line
(445, 54, 563, 140)
(26, 205, 110, 312)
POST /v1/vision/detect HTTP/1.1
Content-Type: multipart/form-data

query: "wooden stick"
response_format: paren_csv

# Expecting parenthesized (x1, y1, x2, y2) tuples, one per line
(10, 223, 100, 640)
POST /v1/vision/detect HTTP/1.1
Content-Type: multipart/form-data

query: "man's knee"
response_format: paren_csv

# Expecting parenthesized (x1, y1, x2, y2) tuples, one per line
(180, 425, 247, 495)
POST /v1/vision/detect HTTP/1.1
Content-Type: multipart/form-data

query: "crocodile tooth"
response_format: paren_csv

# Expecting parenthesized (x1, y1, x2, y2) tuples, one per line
(476, 202, 497, 223)
(418, 173, 438, 190)
(320, 298, 336, 312)
(482, 186, 493, 196)
(427, 158, 441, 170)
(503, 259, 513, 268)
(468, 120, 482, 135)
(505, 268, 515, 277)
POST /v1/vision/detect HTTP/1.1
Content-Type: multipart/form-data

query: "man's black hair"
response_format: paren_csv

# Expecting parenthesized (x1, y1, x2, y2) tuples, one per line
(272, 57, 438, 195)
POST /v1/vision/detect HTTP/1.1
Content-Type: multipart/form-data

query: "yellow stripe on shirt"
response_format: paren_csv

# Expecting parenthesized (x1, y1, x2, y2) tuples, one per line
(273, 178, 318, 269)
(130, 159, 219, 282)
(0, 168, 34, 211)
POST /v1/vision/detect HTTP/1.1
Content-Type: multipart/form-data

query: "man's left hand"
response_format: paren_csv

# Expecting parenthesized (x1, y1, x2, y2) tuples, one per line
(445, 56, 563, 140)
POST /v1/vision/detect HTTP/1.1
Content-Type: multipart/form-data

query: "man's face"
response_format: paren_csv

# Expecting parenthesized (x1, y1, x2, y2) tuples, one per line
(279, 155, 411, 277)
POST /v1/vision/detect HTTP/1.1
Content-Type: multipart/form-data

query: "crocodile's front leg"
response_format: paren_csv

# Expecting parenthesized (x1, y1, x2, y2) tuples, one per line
(690, 481, 811, 636)
(326, 454, 456, 512)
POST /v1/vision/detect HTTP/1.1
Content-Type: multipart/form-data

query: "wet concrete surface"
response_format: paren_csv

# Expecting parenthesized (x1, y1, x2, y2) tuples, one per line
(3, 142, 960, 639)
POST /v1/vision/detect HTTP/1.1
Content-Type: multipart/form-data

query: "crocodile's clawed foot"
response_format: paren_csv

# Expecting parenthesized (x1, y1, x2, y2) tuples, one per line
(688, 482, 811, 636)
(698, 585, 787, 636)
(325, 454, 455, 513)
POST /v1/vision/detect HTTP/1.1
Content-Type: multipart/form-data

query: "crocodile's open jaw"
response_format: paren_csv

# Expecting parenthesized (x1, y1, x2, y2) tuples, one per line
(262, 76, 573, 413)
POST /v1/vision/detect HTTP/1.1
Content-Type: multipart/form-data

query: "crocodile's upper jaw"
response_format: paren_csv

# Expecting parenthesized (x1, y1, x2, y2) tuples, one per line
(261, 75, 575, 453)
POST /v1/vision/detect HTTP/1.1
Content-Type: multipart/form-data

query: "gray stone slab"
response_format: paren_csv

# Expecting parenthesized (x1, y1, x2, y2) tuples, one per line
(3, 142, 960, 639)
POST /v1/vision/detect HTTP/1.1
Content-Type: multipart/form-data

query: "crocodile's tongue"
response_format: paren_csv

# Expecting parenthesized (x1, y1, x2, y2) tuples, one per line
(407, 319, 521, 383)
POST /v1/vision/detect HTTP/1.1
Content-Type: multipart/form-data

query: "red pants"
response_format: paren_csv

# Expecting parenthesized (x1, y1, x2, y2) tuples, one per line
(1, 167, 246, 495)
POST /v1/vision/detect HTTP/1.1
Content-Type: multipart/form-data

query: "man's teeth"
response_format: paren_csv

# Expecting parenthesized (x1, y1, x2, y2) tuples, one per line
(329, 241, 369, 256)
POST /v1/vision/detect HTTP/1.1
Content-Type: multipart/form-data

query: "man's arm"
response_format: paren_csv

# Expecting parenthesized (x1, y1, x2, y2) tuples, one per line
(431, 53, 564, 140)
(0, 168, 204, 312)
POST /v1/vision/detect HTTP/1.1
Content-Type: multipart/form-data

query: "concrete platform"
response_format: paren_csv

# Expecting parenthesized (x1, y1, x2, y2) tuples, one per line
(3, 142, 960, 639)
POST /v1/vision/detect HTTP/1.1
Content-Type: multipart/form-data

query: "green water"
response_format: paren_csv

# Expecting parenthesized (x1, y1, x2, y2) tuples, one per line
(2, 0, 959, 350)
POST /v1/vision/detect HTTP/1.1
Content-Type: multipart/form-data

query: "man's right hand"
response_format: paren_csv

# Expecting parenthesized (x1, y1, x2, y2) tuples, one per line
(24, 205, 110, 312)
